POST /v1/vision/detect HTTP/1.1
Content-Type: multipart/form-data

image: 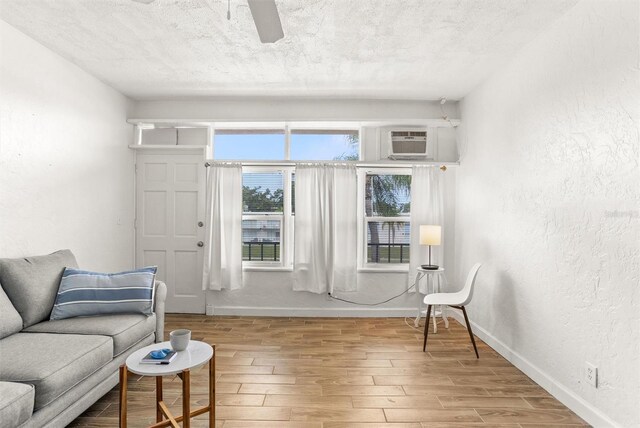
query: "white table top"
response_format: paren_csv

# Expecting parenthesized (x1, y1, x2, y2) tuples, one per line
(126, 340, 213, 376)
(417, 267, 445, 273)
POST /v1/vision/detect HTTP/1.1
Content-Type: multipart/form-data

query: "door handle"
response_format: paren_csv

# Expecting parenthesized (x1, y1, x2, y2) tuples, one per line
(198, 221, 204, 227)
(197, 241, 204, 247)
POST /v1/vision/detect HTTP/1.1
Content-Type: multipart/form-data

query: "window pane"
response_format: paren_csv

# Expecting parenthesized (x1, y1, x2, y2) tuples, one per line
(290, 130, 359, 160)
(242, 220, 281, 261)
(243, 172, 284, 213)
(365, 174, 411, 217)
(366, 221, 410, 263)
(215, 129, 285, 160)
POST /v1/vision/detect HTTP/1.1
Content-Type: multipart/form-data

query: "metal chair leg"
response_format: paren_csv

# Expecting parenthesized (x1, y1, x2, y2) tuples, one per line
(461, 306, 479, 358)
(422, 305, 432, 352)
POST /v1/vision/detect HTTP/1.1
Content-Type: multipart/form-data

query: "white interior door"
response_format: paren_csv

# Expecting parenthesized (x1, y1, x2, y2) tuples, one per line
(135, 153, 206, 313)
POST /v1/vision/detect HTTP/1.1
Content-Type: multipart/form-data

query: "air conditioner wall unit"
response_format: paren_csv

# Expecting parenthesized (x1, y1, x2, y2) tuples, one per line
(388, 129, 429, 159)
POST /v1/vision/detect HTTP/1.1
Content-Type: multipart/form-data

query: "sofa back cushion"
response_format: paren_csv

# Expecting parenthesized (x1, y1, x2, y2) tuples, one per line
(0, 284, 23, 338)
(0, 250, 78, 328)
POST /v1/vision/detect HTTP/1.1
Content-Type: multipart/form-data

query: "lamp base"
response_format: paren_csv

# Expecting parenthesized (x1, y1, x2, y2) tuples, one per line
(421, 264, 440, 270)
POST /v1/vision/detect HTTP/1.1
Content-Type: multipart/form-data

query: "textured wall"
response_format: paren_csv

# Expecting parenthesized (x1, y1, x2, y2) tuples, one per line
(0, 20, 134, 271)
(455, 1, 639, 426)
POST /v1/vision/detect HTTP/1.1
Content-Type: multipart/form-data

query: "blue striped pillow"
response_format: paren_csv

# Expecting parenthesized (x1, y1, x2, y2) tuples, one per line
(50, 267, 157, 320)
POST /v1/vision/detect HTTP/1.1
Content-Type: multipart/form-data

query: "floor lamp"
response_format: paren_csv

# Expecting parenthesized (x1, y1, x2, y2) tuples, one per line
(420, 225, 441, 270)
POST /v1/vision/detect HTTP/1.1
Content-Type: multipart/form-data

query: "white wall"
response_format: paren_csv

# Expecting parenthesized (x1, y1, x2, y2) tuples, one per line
(131, 98, 459, 122)
(0, 20, 134, 271)
(209, 170, 457, 316)
(455, 1, 639, 426)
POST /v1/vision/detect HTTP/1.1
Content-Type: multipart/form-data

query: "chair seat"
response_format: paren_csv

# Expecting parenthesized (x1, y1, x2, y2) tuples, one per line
(423, 291, 467, 306)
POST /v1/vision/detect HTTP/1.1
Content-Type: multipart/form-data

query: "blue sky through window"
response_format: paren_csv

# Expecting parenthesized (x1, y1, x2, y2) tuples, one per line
(290, 134, 358, 160)
(215, 132, 359, 160)
(215, 133, 284, 160)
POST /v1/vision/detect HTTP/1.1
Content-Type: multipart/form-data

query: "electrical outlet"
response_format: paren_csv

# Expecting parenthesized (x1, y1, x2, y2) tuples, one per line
(205, 304, 214, 316)
(585, 362, 598, 387)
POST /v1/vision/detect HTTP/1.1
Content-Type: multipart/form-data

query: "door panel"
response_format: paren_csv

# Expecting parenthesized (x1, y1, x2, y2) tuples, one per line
(174, 191, 198, 237)
(174, 250, 201, 298)
(136, 154, 206, 314)
(143, 191, 167, 235)
(175, 163, 199, 182)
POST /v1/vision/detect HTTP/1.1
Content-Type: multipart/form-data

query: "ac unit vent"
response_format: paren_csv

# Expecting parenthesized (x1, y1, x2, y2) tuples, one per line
(388, 129, 428, 159)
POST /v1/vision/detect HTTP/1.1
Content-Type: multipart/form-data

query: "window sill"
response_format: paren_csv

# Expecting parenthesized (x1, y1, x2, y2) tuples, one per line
(243, 266, 293, 273)
(358, 266, 410, 274)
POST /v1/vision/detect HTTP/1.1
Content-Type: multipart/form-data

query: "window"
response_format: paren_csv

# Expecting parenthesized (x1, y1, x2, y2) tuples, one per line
(290, 129, 359, 160)
(215, 129, 285, 160)
(242, 168, 293, 267)
(212, 126, 360, 161)
(363, 172, 412, 265)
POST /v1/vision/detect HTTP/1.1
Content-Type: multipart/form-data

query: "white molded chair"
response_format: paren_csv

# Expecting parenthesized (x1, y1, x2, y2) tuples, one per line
(423, 263, 482, 358)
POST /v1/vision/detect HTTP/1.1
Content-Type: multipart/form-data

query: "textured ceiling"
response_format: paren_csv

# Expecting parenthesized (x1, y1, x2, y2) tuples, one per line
(0, 0, 578, 100)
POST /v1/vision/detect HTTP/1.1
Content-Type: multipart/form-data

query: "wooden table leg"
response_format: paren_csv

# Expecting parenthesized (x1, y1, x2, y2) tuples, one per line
(119, 365, 127, 428)
(182, 369, 191, 428)
(209, 345, 215, 427)
(156, 375, 163, 422)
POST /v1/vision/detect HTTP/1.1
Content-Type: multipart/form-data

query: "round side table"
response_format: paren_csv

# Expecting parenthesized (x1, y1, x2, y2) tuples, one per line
(120, 340, 215, 428)
(414, 267, 449, 332)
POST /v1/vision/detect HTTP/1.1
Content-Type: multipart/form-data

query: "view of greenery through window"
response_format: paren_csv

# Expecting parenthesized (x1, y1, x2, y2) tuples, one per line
(231, 130, 410, 266)
(365, 174, 412, 263)
(242, 173, 284, 262)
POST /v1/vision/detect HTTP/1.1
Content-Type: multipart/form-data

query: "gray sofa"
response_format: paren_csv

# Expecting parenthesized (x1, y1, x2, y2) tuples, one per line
(0, 250, 167, 428)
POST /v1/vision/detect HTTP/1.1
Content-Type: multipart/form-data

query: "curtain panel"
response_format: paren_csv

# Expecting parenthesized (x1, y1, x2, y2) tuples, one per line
(202, 163, 244, 291)
(294, 164, 358, 294)
(408, 166, 445, 293)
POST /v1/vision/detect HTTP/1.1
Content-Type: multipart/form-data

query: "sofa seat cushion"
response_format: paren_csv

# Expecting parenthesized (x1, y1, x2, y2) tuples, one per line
(25, 313, 156, 357)
(0, 381, 34, 428)
(0, 333, 112, 410)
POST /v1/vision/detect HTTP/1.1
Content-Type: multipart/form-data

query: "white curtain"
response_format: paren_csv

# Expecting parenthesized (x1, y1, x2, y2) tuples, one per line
(408, 166, 444, 293)
(202, 163, 244, 291)
(294, 164, 358, 294)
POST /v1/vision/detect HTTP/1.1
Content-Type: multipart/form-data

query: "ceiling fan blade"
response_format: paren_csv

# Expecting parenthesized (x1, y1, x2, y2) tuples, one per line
(247, 0, 284, 43)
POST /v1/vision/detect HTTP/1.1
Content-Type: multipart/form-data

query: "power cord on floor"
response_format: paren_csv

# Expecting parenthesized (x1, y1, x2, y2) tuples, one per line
(328, 279, 431, 333)
(327, 280, 417, 306)
(404, 316, 423, 332)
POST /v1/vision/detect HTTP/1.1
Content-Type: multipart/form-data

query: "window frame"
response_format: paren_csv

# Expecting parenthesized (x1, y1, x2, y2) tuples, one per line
(357, 167, 412, 271)
(241, 166, 294, 269)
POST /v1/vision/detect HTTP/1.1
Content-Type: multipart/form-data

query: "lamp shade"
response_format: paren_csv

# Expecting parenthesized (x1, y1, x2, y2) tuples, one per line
(420, 225, 441, 246)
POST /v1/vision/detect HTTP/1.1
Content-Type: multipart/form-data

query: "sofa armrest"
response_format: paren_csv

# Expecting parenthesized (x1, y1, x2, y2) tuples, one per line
(153, 280, 167, 343)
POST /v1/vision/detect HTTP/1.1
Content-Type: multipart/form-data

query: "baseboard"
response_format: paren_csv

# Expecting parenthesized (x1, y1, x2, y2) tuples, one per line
(212, 306, 417, 318)
(447, 311, 619, 428)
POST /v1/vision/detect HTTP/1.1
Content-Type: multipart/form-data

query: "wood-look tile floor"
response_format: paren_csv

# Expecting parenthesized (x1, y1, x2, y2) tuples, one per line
(69, 315, 588, 427)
